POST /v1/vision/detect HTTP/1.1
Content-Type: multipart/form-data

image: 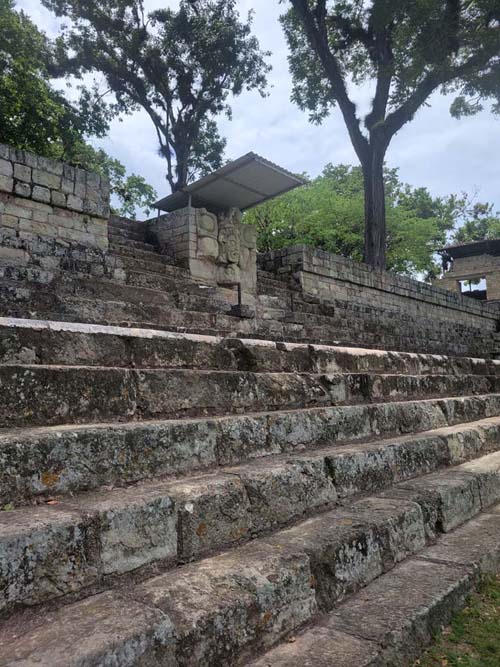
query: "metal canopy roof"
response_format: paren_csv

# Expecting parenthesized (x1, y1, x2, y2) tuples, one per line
(441, 238, 500, 259)
(153, 152, 306, 213)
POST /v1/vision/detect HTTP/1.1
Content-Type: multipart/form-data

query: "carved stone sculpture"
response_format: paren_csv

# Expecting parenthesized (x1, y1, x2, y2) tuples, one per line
(148, 204, 257, 302)
(196, 208, 219, 261)
(218, 208, 242, 265)
(240, 224, 257, 274)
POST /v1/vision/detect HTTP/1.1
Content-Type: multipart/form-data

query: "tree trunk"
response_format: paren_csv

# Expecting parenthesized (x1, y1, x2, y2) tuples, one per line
(362, 146, 386, 270)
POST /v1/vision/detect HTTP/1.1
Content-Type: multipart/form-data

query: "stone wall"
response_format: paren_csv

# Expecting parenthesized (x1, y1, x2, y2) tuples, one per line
(0, 143, 109, 267)
(259, 245, 500, 357)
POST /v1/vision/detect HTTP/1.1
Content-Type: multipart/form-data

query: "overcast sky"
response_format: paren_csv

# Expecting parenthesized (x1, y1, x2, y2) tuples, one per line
(19, 0, 500, 213)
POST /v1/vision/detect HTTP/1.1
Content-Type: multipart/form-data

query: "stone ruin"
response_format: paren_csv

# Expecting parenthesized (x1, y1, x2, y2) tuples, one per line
(436, 237, 500, 303)
(1, 142, 500, 666)
(148, 205, 257, 306)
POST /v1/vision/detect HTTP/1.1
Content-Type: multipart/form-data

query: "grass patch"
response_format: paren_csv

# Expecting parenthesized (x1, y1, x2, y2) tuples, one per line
(414, 575, 500, 667)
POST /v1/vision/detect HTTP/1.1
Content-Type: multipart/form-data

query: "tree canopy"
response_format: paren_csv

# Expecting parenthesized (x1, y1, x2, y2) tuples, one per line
(282, 1, 500, 269)
(67, 143, 157, 219)
(244, 164, 473, 278)
(0, 0, 111, 158)
(0, 0, 156, 217)
(41, 0, 271, 192)
(452, 201, 500, 243)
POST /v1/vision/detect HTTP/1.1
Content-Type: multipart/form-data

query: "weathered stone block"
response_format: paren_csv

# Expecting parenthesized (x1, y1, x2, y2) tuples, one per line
(67, 195, 83, 212)
(37, 155, 63, 176)
(264, 497, 425, 613)
(136, 541, 316, 665)
(63, 163, 76, 181)
(249, 627, 381, 667)
(33, 168, 61, 189)
(32, 185, 51, 203)
(233, 457, 337, 532)
(422, 511, 500, 574)
(0, 174, 14, 192)
(0, 505, 100, 611)
(74, 168, 87, 197)
(67, 486, 177, 576)
(0, 245, 29, 264)
(0, 214, 18, 229)
(13, 163, 31, 182)
(14, 181, 31, 198)
(4, 200, 32, 219)
(51, 190, 67, 208)
(328, 558, 474, 667)
(0, 591, 177, 667)
(60, 177, 74, 194)
(0, 158, 13, 177)
(83, 198, 99, 216)
(169, 474, 251, 560)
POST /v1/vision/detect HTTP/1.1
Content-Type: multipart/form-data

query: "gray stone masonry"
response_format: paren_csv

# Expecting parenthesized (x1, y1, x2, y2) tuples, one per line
(259, 245, 500, 357)
(1, 141, 500, 358)
(0, 143, 110, 255)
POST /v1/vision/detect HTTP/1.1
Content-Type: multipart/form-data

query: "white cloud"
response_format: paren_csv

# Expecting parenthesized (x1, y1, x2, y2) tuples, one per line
(15, 0, 500, 213)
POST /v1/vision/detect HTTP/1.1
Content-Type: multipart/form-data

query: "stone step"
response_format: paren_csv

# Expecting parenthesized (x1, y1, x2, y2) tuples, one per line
(123, 268, 213, 293)
(257, 282, 294, 299)
(257, 270, 295, 290)
(2, 420, 500, 615)
(0, 265, 235, 321)
(109, 226, 147, 243)
(2, 471, 500, 666)
(108, 237, 158, 253)
(108, 218, 148, 237)
(2, 394, 500, 505)
(1, 263, 481, 355)
(0, 280, 486, 351)
(1, 362, 497, 427)
(58, 273, 232, 314)
(2, 319, 499, 377)
(110, 251, 176, 275)
(248, 508, 500, 667)
(109, 242, 173, 265)
(0, 287, 242, 334)
(1, 255, 230, 308)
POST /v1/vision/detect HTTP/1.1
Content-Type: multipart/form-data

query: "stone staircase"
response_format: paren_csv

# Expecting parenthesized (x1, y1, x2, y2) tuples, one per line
(2, 214, 489, 355)
(1, 316, 500, 666)
(2, 143, 500, 664)
(0, 215, 247, 335)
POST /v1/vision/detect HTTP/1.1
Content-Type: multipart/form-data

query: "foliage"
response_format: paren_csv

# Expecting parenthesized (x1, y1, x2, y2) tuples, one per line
(0, 0, 111, 158)
(415, 575, 500, 667)
(0, 0, 156, 218)
(68, 143, 157, 219)
(452, 202, 500, 244)
(245, 164, 464, 278)
(41, 0, 271, 192)
(281, 0, 500, 268)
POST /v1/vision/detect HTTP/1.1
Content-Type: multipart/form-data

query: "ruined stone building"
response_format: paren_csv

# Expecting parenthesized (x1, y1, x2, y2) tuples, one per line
(1, 142, 500, 666)
(437, 238, 500, 302)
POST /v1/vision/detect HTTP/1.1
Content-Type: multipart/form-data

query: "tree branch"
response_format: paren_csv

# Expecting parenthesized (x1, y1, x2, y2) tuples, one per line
(383, 46, 497, 137)
(365, 30, 394, 131)
(444, 0, 461, 54)
(290, 0, 369, 162)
